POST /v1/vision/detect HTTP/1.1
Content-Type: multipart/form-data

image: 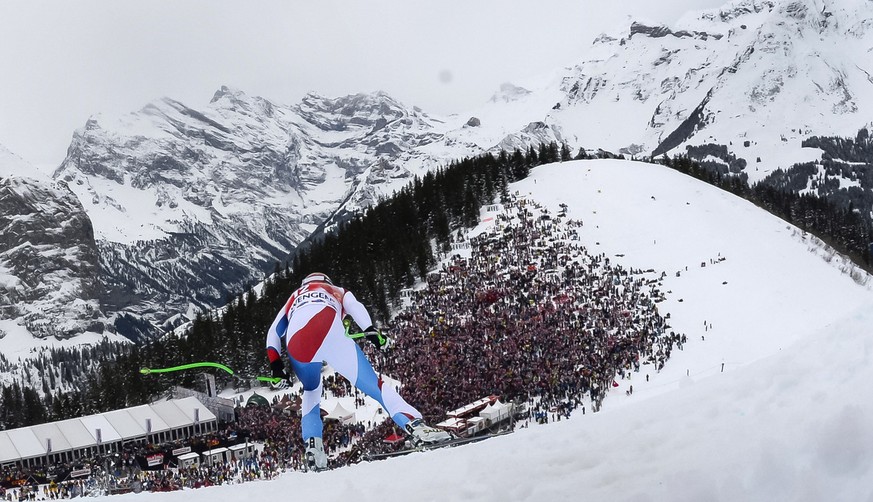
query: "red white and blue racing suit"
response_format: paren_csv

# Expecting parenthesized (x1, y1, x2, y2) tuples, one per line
(265, 280, 422, 441)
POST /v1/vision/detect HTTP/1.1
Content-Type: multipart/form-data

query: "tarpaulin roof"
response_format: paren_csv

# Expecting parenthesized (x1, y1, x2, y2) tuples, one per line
(30, 423, 73, 454)
(103, 409, 148, 440)
(0, 432, 21, 463)
(149, 401, 191, 428)
(80, 415, 123, 444)
(56, 419, 98, 449)
(126, 404, 171, 434)
(6, 428, 43, 460)
(173, 396, 217, 424)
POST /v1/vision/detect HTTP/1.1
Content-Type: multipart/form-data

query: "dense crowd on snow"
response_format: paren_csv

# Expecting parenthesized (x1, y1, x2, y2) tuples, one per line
(375, 195, 684, 423)
(1, 194, 686, 497)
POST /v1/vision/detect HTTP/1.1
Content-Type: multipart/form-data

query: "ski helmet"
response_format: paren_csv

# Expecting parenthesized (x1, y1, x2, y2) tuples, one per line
(301, 272, 333, 286)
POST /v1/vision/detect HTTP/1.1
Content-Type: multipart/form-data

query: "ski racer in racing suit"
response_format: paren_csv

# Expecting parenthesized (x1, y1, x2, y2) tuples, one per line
(265, 272, 449, 469)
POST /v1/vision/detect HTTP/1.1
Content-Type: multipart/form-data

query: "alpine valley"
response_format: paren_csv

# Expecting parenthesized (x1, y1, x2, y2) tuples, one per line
(2, 0, 872, 385)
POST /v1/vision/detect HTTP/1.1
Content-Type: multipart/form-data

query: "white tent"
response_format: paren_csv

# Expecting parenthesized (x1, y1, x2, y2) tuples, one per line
(30, 423, 73, 455)
(479, 404, 498, 421)
(103, 409, 148, 440)
(0, 397, 217, 465)
(328, 402, 355, 424)
(7, 427, 44, 461)
(173, 396, 217, 425)
(149, 401, 191, 429)
(480, 401, 513, 423)
(79, 415, 122, 445)
(126, 404, 171, 435)
(0, 431, 21, 464)
(56, 418, 99, 450)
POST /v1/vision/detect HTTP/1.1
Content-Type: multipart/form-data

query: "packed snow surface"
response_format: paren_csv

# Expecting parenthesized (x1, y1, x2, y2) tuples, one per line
(93, 160, 873, 500)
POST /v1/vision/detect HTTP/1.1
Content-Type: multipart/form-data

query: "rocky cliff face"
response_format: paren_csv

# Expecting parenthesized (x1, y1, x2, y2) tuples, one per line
(0, 173, 106, 339)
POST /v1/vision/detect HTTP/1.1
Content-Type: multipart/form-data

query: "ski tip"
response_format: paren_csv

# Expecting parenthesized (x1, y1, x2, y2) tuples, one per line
(139, 368, 151, 375)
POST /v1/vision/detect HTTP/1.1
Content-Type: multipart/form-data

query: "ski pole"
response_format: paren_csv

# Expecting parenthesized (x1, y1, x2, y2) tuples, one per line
(139, 361, 235, 375)
(139, 362, 283, 384)
(343, 318, 386, 344)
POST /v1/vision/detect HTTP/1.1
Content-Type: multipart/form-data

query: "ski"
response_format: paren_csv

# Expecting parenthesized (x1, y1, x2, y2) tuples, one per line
(305, 453, 327, 472)
(364, 431, 511, 461)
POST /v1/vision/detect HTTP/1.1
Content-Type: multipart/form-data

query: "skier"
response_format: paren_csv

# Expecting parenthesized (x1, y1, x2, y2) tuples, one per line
(265, 272, 451, 471)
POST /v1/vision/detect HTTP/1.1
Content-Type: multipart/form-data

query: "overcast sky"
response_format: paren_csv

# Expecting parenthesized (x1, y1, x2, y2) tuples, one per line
(0, 0, 727, 169)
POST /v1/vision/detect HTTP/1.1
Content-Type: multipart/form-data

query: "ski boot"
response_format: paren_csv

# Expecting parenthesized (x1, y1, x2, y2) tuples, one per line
(304, 437, 328, 472)
(405, 418, 452, 446)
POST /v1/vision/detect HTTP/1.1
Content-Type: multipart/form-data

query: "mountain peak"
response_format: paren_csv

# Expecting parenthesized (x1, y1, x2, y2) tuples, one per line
(295, 90, 412, 132)
(209, 85, 246, 103)
(628, 19, 724, 41)
(207, 85, 278, 118)
(697, 0, 777, 22)
(489, 82, 532, 103)
(0, 174, 106, 339)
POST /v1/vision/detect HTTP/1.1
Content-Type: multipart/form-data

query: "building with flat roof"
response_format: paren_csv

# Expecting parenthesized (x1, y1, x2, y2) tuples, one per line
(0, 397, 217, 468)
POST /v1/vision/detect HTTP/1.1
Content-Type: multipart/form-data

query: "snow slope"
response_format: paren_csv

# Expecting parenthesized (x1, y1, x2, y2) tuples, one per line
(0, 144, 34, 179)
(89, 159, 873, 501)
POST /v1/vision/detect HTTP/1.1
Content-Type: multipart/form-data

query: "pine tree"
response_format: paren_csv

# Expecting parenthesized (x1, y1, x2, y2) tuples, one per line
(560, 143, 572, 161)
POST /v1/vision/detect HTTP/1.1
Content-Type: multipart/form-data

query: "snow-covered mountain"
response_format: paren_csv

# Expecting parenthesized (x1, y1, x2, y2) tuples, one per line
(540, 0, 873, 178)
(52, 87, 481, 338)
(14, 0, 872, 344)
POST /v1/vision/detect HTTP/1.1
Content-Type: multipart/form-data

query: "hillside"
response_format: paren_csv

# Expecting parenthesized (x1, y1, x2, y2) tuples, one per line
(87, 160, 873, 501)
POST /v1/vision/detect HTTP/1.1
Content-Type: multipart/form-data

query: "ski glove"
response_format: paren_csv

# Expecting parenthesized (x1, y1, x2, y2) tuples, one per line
(363, 326, 393, 351)
(270, 360, 291, 390)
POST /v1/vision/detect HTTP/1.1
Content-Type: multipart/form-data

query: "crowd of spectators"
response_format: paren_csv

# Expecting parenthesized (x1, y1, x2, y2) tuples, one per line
(373, 194, 684, 423)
